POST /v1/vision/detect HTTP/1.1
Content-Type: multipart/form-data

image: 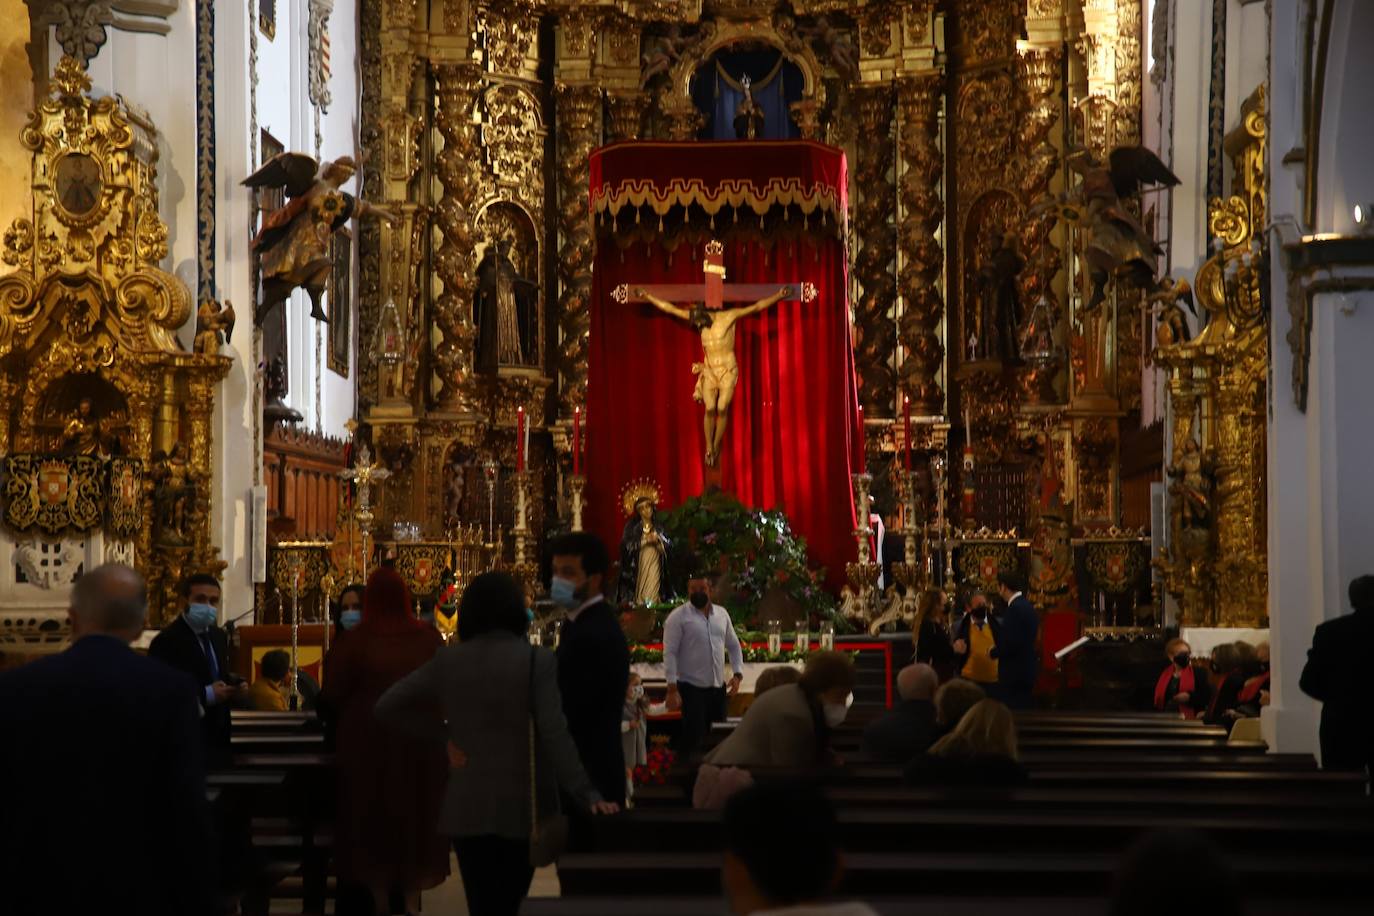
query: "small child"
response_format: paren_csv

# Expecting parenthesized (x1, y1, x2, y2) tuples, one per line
(621, 671, 649, 801)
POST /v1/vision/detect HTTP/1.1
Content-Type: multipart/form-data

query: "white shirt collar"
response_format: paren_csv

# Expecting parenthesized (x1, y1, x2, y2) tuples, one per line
(1008, 591, 1023, 603)
(565, 595, 601, 622)
(678, 600, 722, 617)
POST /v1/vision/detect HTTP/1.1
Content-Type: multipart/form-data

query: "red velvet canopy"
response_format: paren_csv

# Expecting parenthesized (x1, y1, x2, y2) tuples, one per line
(585, 141, 862, 592)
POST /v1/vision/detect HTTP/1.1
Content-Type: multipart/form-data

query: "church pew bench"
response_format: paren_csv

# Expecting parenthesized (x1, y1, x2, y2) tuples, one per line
(554, 849, 1374, 899)
(521, 897, 1374, 916)
(216, 756, 334, 912)
(630, 779, 1373, 811)
(230, 732, 327, 754)
(590, 808, 1374, 855)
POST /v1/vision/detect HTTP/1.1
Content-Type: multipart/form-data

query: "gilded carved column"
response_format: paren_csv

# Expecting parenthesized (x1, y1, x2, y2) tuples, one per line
(554, 82, 601, 417)
(895, 74, 945, 416)
(433, 62, 483, 410)
(1015, 47, 1064, 403)
(854, 83, 897, 416)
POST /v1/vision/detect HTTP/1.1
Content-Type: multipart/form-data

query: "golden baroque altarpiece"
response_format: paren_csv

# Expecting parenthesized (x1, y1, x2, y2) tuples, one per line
(0, 58, 231, 642)
(350, 0, 1259, 627)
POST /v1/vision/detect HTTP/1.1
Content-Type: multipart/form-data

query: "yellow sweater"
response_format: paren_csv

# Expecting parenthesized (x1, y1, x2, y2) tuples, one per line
(962, 620, 999, 684)
(248, 677, 288, 712)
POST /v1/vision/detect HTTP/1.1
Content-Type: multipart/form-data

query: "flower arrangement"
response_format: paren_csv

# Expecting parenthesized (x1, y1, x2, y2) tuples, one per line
(632, 736, 676, 786)
(658, 491, 841, 630)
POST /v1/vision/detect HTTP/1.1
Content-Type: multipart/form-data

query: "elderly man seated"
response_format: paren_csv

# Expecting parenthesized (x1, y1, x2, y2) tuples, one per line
(860, 663, 940, 762)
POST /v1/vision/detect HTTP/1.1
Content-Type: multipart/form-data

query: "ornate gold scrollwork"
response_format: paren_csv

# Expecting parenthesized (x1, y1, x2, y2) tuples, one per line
(0, 57, 231, 626)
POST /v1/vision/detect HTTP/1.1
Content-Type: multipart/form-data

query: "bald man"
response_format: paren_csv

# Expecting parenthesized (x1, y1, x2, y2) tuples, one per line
(0, 564, 215, 915)
(860, 663, 940, 762)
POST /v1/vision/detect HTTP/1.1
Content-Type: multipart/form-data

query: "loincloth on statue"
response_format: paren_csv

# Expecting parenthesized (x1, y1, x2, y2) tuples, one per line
(692, 360, 738, 404)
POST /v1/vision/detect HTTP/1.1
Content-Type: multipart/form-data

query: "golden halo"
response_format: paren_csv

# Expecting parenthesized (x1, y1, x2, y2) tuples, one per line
(620, 477, 662, 518)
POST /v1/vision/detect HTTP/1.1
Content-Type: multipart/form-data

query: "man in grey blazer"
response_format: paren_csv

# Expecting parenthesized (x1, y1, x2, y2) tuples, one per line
(376, 572, 616, 916)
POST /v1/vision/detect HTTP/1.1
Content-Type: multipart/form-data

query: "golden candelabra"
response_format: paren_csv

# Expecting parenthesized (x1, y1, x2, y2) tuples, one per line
(870, 469, 929, 634)
(842, 473, 881, 629)
(568, 474, 587, 533)
(510, 470, 540, 594)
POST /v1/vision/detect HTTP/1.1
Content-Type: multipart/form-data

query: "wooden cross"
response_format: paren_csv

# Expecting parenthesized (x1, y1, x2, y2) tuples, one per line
(611, 239, 816, 309)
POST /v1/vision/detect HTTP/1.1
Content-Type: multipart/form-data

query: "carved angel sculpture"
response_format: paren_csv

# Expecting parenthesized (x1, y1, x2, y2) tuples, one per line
(1034, 145, 1180, 313)
(1148, 277, 1197, 348)
(194, 299, 236, 355)
(244, 153, 396, 324)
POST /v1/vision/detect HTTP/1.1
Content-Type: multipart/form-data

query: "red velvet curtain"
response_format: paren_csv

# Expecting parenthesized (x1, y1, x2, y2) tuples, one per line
(586, 234, 863, 592)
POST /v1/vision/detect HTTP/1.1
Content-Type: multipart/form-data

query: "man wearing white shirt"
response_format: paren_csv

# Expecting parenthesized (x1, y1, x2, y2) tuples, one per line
(664, 571, 745, 757)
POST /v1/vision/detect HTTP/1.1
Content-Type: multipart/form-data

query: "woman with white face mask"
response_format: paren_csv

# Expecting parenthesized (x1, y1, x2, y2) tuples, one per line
(693, 651, 856, 809)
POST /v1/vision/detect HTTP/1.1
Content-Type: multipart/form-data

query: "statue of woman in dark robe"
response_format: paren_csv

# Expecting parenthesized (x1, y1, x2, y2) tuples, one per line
(618, 496, 671, 606)
(474, 235, 539, 372)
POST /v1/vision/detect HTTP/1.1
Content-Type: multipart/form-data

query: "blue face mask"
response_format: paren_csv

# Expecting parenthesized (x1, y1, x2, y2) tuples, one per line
(185, 603, 217, 632)
(526, 607, 535, 622)
(550, 576, 579, 609)
(340, 609, 362, 630)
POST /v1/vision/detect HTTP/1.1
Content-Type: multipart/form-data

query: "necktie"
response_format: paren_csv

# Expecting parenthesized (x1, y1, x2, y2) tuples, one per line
(200, 633, 219, 681)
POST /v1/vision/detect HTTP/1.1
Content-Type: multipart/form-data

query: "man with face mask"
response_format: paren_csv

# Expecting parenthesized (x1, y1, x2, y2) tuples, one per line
(663, 569, 745, 757)
(149, 572, 243, 759)
(951, 591, 1000, 689)
(548, 532, 630, 810)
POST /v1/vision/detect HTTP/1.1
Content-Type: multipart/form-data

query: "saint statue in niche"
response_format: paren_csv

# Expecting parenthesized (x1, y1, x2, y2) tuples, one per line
(618, 484, 670, 606)
(973, 231, 1026, 364)
(61, 398, 104, 456)
(475, 234, 539, 372)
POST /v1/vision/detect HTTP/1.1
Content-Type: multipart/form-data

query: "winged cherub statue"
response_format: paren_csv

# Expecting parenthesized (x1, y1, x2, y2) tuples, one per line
(244, 153, 397, 324)
(1033, 145, 1180, 313)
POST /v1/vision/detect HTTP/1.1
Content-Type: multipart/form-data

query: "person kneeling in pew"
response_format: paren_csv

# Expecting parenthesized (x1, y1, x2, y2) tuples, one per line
(722, 781, 877, 916)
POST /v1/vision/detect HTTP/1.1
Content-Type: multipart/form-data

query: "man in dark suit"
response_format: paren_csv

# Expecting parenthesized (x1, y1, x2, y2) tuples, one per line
(1300, 574, 1374, 771)
(861, 663, 939, 762)
(991, 571, 1039, 710)
(549, 532, 630, 808)
(148, 572, 243, 761)
(0, 564, 215, 915)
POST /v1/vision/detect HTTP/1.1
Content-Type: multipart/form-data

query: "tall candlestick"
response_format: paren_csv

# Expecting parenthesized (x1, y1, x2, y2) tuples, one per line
(903, 395, 912, 471)
(573, 407, 581, 476)
(856, 404, 865, 472)
(516, 407, 525, 472)
(523, 412, 531, 469)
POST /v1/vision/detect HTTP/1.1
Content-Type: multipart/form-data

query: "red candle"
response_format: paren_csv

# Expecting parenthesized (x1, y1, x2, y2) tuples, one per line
(516, 407, 525, 472)
(573, 407, 582, 476)
(903, 394, 912, 471)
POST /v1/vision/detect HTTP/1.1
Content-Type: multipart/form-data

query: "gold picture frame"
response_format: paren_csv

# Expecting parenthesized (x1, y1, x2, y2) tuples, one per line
(259, 0, 277, 41)
(328, 227, 351, 377)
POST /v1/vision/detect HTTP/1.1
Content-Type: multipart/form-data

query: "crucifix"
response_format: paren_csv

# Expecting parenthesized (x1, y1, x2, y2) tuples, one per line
(613, 239, 816, 466)
(339, 443, 391, 579)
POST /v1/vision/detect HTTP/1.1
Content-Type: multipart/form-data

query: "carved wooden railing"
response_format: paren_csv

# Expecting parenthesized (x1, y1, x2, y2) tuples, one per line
(264, 426, 348, 540)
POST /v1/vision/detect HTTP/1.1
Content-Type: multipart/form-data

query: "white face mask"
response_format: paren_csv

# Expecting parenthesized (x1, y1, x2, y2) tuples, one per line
(823, 702, 848, 728)
(630, 685, 644, 700)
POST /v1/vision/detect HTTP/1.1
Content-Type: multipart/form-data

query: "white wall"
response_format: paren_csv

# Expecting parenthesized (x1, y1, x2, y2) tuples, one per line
(255, 0, 360, 437)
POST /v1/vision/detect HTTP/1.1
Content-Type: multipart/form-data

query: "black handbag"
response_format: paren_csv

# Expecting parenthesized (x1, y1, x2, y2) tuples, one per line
(527, 646, 568, 867)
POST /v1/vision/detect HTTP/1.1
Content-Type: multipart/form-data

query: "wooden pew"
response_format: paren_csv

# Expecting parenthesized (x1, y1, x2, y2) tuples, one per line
(522, 897, 1374, 916)
(554, 849, 1374, 899)
(591, 807, 1374, 855)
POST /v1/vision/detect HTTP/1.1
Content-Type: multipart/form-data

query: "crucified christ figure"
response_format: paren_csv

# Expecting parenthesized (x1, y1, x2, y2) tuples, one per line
(636, 286, 791, 467)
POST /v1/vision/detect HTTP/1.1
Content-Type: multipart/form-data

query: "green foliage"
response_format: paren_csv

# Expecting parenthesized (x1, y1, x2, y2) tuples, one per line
(657, 491, 839, 629)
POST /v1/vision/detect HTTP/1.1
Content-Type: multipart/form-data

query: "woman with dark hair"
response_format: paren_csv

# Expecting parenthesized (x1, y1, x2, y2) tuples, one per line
(320, 567, 448, 915)
(333, 583, 365, 638)
(1204, 642, 1248, 728)
(377, 571, 616, 916)
(693, 651, 856, 808)
(1154, 637, 1209, 719)
(911, 588, 957, 681)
